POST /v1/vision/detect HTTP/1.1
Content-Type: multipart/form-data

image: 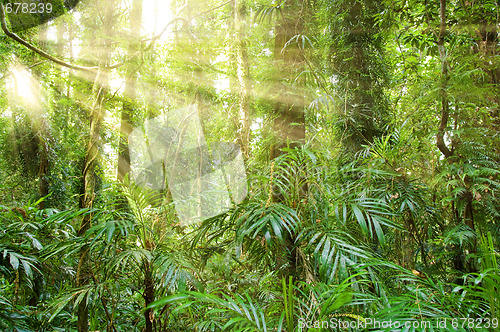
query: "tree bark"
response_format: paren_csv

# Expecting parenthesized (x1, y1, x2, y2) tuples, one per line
(143, 262, 155, 332)
(331, 0, 389, 152)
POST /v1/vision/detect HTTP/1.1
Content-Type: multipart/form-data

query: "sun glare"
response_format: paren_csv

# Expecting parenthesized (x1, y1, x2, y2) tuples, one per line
(6, 64, 41, 110)
(140, 0, 174, 41)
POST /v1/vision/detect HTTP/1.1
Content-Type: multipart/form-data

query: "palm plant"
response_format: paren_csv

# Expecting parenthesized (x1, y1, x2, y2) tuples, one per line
(42, 180, 198, 331)
(0, 198, 87, 330)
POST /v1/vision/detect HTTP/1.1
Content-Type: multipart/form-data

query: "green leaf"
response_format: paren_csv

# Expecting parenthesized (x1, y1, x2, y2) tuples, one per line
(327, 292, 352, 312)
(147, 293, 190, 309)
(10, 253, 19, 270)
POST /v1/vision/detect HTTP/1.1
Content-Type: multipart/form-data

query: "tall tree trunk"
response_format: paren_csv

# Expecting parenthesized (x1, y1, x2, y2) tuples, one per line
(77, 2, 115, 331)
(270, 0, 306, 162)
(77, 66, 108, 332)
(117, 0, 143, 183)
(270, 0, 307, 279)
(233, 0, 251, 159)
(325, 0, 389, 154)
(436, 0, 453, 160)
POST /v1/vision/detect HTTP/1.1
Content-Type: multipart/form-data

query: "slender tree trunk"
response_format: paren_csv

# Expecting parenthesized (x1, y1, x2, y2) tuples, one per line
(77, 66, 108, 332)
(77, 3, 115, 330)
(143, 262, 155, 332)
(233, 0, 251, 159)
(117, 0, 143, 183)
(436, 0, 453, 159)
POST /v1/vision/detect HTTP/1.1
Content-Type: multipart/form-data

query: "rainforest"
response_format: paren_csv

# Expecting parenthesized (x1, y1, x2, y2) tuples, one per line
(0, 0, 499, 331)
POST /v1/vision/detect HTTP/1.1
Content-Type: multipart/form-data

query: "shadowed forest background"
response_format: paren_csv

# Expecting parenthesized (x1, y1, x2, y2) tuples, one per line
(0, 0, 499, 331)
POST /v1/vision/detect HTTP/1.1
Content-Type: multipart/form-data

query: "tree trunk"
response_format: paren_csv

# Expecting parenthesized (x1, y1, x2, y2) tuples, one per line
(436, 0, 453, 159)
(270, 0, 305, 162)
(270, 0, 307, 279)
(335, 0, 388, 152)
(233, 0, 251, 159)
(143, 262, 155, 332)
(77, 2, 115, 331)
(117, 0, 143, 183)
(77, 66, 108, 332)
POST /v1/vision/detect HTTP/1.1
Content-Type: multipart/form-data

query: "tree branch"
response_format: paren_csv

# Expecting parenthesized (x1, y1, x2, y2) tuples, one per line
(143, 4, 188, 52)
(0, 4, 122, 73)
(143, 1, 231, 51)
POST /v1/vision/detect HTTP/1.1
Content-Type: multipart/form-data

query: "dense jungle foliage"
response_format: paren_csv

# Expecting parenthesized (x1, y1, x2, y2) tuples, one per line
(0, 0, 500, 331)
